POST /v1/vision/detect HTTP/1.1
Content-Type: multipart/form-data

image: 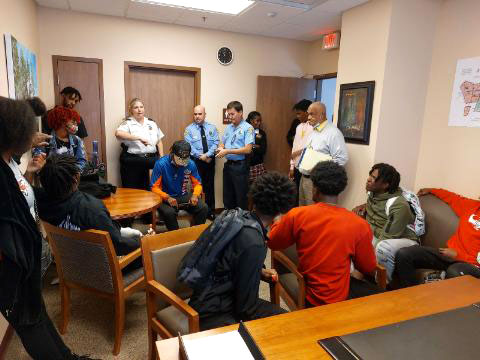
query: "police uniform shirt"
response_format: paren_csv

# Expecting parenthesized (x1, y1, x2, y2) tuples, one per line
(117, 117, 164, 154)
(222, 120, 255, 160)
(184, 121, 220, 158)
(303, 122, 349, 174)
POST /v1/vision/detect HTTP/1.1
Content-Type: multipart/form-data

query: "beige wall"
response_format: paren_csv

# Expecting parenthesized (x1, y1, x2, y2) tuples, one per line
(374, 0, 440, 189)
(415, 0, 480, 198)
(306, 40, 339, 76)
(0, 0, 39, 341)
(37, 7, 312, 207)
(334, 0, 393, 209)
(334, 0, 440, 209)
(0, 0, 39, 97)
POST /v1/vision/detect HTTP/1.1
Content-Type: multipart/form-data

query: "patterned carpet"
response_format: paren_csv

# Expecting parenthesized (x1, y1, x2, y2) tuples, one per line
(5, 220, 284, 360)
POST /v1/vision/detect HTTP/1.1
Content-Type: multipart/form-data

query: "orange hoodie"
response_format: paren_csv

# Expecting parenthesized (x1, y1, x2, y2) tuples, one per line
(431, 189, 480, 265)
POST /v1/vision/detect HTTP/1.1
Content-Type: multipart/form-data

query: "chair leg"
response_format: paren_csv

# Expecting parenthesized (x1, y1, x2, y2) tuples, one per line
(148, 325, 158, 360)
(113, 297, 125, 355)
(59, 284, 70, 334)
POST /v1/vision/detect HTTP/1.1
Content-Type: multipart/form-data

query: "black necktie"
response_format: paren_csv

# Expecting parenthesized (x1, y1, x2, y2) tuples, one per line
(200, 125, 208, 154)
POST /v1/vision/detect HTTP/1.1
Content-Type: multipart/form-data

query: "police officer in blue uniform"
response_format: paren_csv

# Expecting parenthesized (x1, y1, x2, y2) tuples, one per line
(216, 101, 254, 210)
(184, 105, 219, 219)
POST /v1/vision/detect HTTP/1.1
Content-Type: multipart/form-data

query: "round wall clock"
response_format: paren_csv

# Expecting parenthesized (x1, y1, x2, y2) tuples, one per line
(217, 47, 233, 65)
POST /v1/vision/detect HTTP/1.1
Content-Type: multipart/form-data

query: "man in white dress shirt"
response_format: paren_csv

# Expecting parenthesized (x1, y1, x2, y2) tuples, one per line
(299, 102, 348, 205)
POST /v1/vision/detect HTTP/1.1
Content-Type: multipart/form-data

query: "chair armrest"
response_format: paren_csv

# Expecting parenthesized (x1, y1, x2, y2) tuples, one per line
(147, 280, 198, 320)
(118, 248, 142, 269)
(272, 251, 304, 282)
(375, 263, 387, 290)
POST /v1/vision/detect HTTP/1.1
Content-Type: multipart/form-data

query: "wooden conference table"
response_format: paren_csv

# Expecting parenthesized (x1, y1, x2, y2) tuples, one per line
(102, 188, 161, 227)
(156, 276, 480, 360)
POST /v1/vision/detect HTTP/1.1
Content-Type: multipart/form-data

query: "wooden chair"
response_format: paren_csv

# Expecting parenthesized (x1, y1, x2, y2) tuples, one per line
(43, 222, 145, 356)
(271, 245, 387, 311)
(141, 224, 208, 360)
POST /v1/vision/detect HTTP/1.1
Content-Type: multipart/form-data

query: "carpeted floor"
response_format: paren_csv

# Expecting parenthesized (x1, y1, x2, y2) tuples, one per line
(5, 220, 286, 360)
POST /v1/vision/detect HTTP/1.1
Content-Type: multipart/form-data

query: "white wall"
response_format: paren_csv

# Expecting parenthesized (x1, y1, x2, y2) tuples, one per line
(37, 7, 311, 207)
(0, 0, 39, 341)
(415, 0, 480, 198)
(334, 0, 393, 209)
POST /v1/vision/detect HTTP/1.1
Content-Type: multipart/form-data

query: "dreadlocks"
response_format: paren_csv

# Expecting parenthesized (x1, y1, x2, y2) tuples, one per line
(39, 155, 80, 200)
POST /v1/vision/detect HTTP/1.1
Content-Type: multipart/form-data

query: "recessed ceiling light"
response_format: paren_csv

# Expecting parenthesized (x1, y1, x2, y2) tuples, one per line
(132, 0, 255, 15)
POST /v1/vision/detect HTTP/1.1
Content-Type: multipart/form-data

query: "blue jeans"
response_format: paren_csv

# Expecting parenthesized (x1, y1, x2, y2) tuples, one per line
(374, 238, 418, 281)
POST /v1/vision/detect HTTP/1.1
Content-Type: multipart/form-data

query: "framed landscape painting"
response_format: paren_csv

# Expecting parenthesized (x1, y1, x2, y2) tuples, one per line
(4, 33, 38, 99)
(337, 81, 375, 145)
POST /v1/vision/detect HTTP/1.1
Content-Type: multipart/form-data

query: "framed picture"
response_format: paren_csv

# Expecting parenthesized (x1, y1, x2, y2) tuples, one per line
(4, 33, 39, 99)
(337, 81, 375, 145)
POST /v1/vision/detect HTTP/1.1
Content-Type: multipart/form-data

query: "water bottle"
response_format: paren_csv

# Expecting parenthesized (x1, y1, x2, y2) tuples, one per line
(92, 140, 98, 167)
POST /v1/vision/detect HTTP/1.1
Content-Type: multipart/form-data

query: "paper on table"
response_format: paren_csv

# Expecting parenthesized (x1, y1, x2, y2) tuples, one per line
(183, 330, 255, 360)
(298, 148, 332, 174)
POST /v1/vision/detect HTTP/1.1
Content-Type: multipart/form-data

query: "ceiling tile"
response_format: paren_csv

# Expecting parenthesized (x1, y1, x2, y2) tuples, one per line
(35, 0, 69, 10)
(69, 0, 129, 17)
(315, 0, 369, 13)
(285, 6, 342, 27)
(174, 9, 231, 29)
(126, 1, 184, 23)
(231, 2, 305, 27)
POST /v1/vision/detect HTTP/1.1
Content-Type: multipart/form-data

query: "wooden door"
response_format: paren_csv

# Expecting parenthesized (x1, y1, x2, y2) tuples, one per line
(124, 62, 200, 152)
(53, 56, 106, 173)
(257, 76, 316, 174)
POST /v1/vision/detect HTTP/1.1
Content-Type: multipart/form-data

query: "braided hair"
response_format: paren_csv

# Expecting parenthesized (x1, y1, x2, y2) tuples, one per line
(39, 155, 80, 200)
(370, 163, 400, 194)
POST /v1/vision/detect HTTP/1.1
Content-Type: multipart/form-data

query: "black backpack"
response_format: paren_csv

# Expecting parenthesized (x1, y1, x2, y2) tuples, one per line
(177, 208, 263, 290)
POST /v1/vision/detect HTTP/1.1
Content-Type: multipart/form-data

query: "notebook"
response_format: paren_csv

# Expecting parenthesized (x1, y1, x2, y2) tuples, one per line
(319, 303, 480, 360)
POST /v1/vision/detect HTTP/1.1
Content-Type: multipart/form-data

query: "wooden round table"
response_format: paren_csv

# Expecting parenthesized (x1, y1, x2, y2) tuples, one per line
(102, 188, 162, 226)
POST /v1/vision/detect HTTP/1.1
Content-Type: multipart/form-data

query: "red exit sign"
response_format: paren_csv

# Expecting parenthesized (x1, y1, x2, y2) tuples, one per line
(322, 32, 340, 50)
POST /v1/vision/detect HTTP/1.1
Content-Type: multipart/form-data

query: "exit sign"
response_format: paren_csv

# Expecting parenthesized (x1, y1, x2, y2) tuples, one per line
(322, 32, 340, 50)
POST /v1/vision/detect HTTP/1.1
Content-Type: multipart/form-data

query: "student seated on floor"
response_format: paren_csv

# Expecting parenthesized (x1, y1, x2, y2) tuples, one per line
(36, 154, 142, 258)
(352, 163, 422, 281)
(269, 161, 380, 307)
(395, 188, 480, 287)
(186, 172, 296, 330)
(150, 140, 208, 231)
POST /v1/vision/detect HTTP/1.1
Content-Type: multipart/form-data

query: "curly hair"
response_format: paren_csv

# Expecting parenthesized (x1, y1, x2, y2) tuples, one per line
(370, 163, 400, 194)
(60, 86, 82, 101)
(250, 172, 296, 217)
(0, 96, 46, 154)
(39, 154, 80, 200)
(311, 161, 348, 196)
(47, 106, 81, 131)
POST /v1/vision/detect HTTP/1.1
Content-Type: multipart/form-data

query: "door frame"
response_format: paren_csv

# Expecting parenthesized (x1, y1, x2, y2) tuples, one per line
(52, 55, 107, 178)
(123, 61, 201, 116)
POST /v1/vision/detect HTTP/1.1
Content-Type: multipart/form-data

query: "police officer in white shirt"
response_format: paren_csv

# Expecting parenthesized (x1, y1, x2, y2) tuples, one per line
(115, 98, 165, 190)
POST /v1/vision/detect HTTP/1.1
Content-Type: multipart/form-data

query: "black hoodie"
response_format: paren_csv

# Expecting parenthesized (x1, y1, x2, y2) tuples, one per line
(0, 159, 43, 325)
(35, 189, 137, 256)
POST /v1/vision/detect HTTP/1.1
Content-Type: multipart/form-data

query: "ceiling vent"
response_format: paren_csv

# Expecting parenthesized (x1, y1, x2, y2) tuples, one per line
(257, 0, 329, 10)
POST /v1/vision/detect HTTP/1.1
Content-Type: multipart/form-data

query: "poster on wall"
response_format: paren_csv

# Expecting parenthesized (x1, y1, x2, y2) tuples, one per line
(4, 33, 38, 99)
(448, 56, 480, 127)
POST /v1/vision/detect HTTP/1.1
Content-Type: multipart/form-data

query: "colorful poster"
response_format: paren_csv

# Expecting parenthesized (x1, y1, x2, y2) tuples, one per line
(4, 33, 38, 99)
(448, 56, 480, 127)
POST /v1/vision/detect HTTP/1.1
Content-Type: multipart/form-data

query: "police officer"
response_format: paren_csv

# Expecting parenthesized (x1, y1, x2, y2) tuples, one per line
(184, 105, 219, 219)
(216, 101, 254, 210)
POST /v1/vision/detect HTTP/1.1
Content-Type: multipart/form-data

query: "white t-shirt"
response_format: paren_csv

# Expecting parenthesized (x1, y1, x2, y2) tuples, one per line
(8, 159, 35, 219)
(117, 117, 164, 155)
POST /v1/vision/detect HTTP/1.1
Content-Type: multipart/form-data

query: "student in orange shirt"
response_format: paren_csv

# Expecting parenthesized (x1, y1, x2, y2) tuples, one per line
(395, 188, 480, 287)
(268, 161, 379, 306)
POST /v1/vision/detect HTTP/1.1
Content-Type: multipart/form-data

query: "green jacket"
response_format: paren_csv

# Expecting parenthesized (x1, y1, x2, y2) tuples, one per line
(366, 190, 419, 243)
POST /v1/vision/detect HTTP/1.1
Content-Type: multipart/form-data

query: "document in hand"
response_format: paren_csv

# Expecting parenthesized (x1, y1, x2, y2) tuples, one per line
(179, 322, 264, 360)
(298, 148, 332, 174)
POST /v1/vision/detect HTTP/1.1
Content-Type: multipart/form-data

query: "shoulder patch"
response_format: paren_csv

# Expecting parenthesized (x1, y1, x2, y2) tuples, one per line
(247, 127, 253, 134)
(184, 129, 189, 137)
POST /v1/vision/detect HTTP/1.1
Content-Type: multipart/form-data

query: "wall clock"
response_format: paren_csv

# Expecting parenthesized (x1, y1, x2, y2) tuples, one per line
(217, 47, 233, 65)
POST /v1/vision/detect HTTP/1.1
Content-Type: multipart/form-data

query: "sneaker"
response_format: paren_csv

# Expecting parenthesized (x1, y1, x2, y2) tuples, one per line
(71, 354, 102, 360)
(424, 271, 446, 283)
